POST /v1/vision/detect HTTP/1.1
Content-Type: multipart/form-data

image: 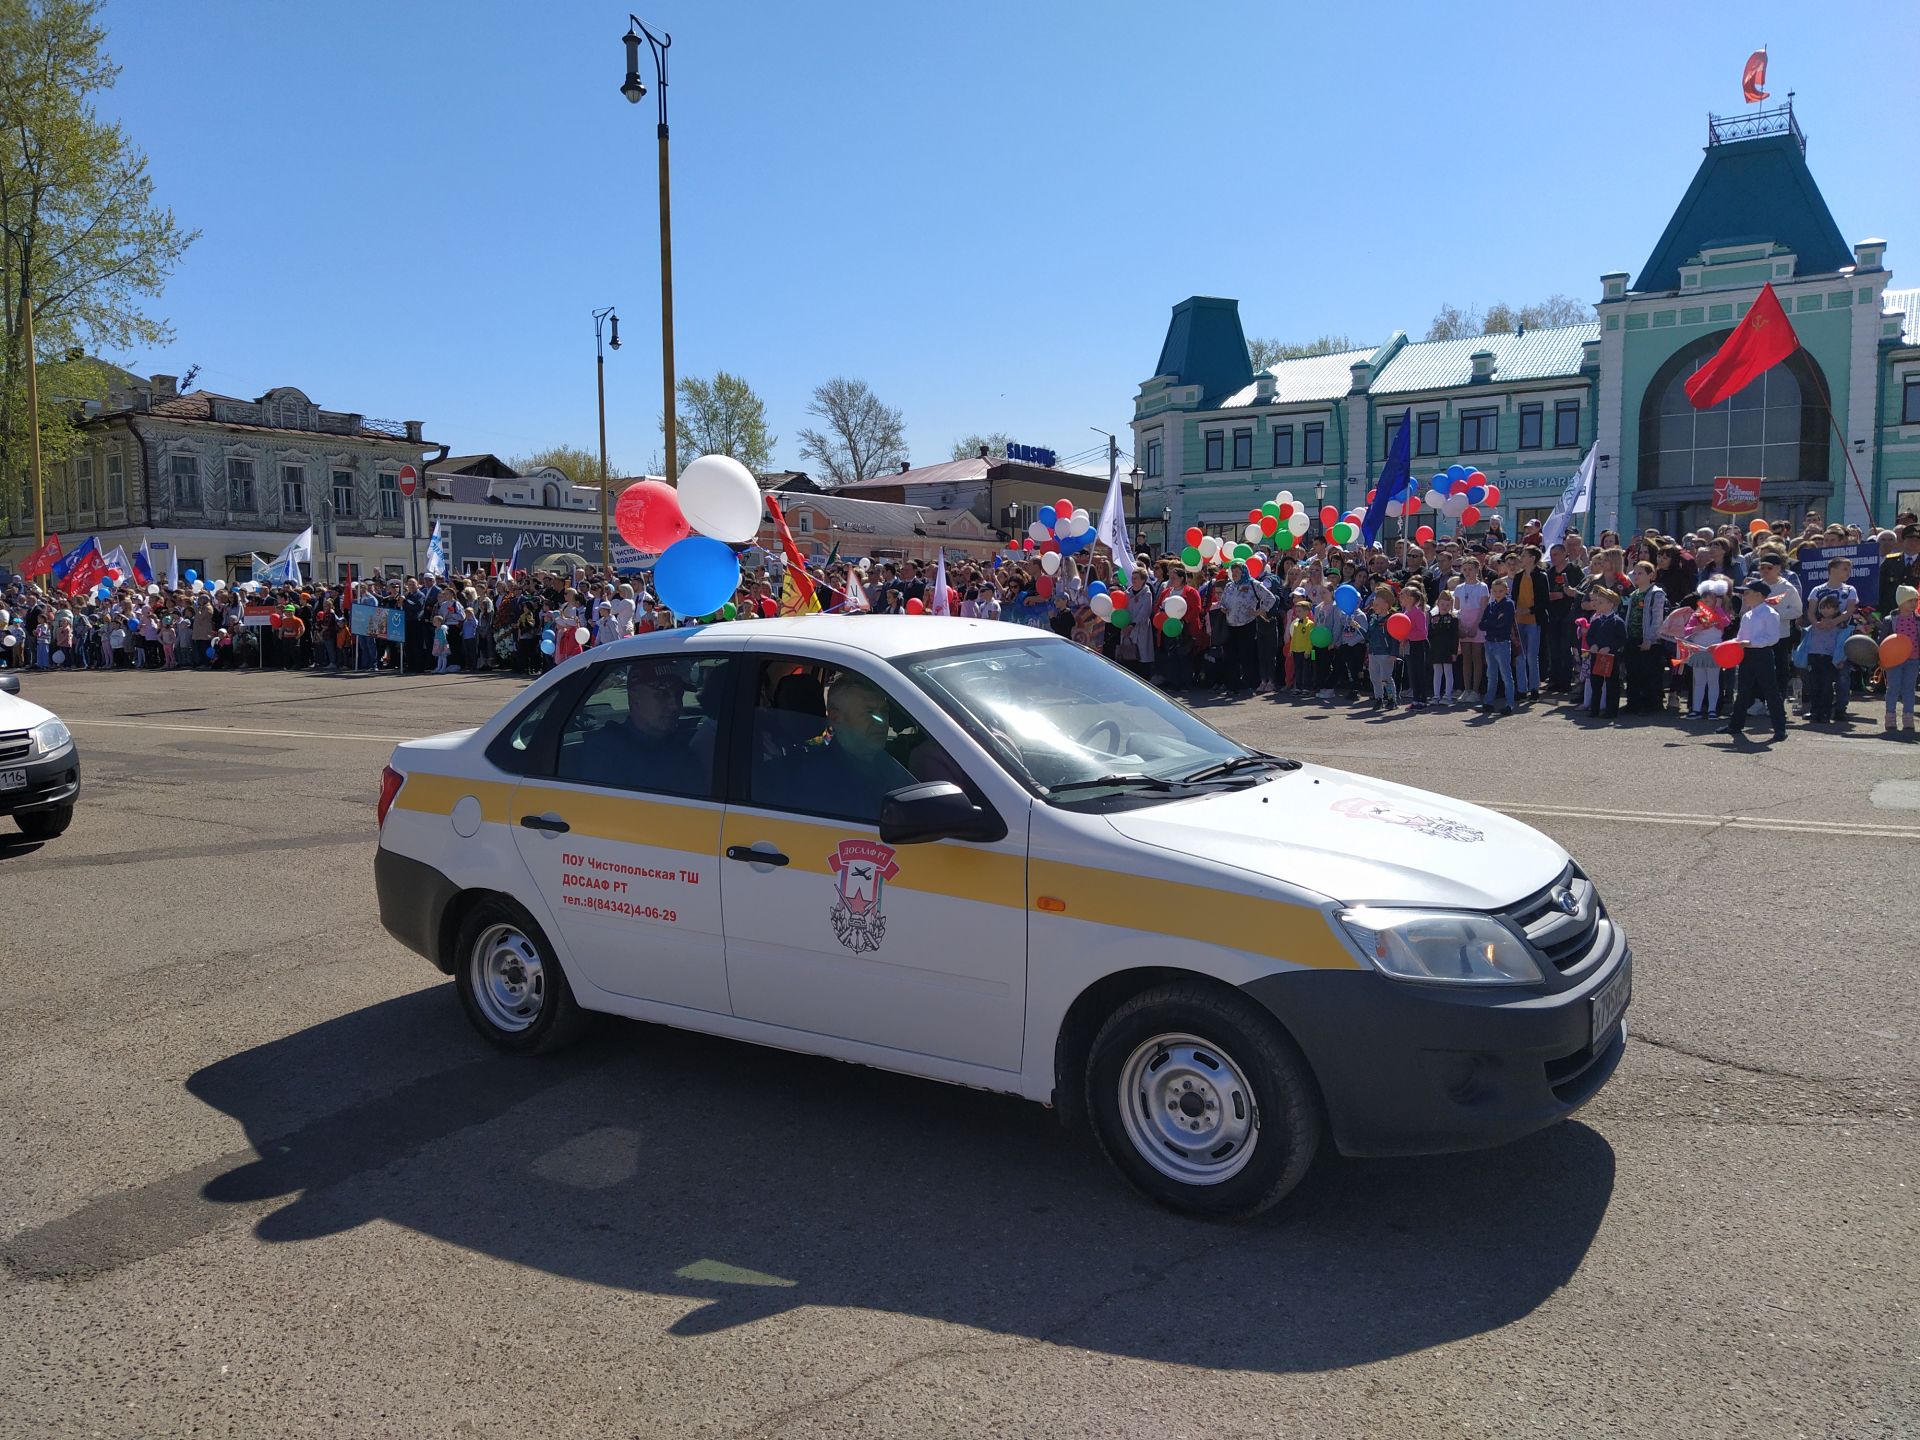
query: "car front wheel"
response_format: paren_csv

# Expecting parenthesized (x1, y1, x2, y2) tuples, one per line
(16, 804, 73, 841)
(1085, 982, 1321, 1218)
(453, 898, 588, 1054)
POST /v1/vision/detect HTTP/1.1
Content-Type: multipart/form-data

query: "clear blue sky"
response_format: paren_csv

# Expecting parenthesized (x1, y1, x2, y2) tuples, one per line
(98, 0, 1913, 478)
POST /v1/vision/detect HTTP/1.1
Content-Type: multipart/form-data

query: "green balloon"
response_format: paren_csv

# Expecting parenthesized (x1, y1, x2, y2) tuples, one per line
(1331, 522, 1355, 544)
(1110, 606, 1131, 626)
(1233, 543, 1252, 561)
(1276, 529, 1296, 551)
(1162, 616, 1184, 638)
(1181, 545, 1202, 567)
(1310, 623, 1332, 647)
(1261, 501, 1281, 518)
(721, 601, 738, 620)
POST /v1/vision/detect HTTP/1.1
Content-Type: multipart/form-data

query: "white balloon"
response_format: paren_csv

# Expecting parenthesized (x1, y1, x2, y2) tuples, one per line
(146, 583, 160, 596)
(1444, 493, 1470, 518)
(0, 634, 13, 646)
(1028, 521, 1051, 543)
(677, 453, 763, 544)
(1288, 513, 1309, 536)
(574, 626, 591, 644)
(1199, 535, 1221, 558)
(1276, 491, 1294, 507)
(1164, 593, 1189, 620)
(1090, 592, 1115, 619)
(1040, 550, 1062, 574)
(190, 579, 204, 591)
(1073, 512, 1092, 536)
(1244, 522, 1263, 543)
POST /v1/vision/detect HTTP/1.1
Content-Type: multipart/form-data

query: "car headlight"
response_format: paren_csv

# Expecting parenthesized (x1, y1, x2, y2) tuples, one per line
(30, 718, 72, 755)
(1338, 907, 1543, 985)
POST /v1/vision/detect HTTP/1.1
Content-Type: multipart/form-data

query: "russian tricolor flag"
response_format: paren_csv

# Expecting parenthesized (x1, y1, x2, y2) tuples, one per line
(132, 539, 156, 587)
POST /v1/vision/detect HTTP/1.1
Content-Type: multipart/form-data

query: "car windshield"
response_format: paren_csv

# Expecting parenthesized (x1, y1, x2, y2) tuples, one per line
(899, 637, 1253, 801)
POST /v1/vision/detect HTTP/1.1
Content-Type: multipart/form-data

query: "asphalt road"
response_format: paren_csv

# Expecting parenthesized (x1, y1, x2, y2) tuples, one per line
(1, 661, 1914, 1439)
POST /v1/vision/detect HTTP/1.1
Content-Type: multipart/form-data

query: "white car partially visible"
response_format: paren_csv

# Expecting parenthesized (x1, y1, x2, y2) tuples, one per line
(0, 675, 80, 840)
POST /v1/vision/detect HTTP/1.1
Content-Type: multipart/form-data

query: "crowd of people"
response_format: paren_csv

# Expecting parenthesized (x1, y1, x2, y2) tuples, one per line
(5, 508, 1918, 739)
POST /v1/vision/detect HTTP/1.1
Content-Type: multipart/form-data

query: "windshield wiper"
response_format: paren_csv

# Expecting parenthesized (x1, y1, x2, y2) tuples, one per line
(1045, 773, 1183, 797)
(1180, 754, 1298, 783)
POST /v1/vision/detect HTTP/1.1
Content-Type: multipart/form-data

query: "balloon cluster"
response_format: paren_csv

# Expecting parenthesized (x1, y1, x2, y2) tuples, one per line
(999, 494, 1098, 600)
(1176, 490, 1313, 578)
(1088, 578, 1128, 628)
(1420, 464, 1502, 529)
(613, 455, 761, 617)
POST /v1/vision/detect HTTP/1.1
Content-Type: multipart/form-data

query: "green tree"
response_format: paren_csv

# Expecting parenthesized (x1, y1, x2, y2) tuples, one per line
(671, 369, 775, 473)
(1425, 295, 1592, 341)
(797, 377, 906, 487)
(508, 444, 625, 487)
(0, 0, 196, 537)
(950, 432, 1011, 462)
(1246, 335, 1361, 370)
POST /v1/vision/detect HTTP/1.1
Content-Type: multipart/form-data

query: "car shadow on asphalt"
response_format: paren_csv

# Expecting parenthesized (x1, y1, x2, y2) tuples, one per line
(11, 987, 1616, 1374)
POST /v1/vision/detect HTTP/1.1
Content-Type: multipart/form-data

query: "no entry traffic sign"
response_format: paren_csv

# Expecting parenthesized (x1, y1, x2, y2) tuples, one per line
(398, 464, 419, 498)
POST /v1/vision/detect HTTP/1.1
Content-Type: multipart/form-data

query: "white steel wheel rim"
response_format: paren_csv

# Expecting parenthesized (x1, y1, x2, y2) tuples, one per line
(1117, 1032, 1259, 1186)
(470, 923, 546, 1033)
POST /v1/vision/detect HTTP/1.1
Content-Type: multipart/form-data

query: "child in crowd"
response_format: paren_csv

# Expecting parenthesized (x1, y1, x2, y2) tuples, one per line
(1312, 589, 1342, 700)
(432, 617, 451, 673)
(1428, 589, 1459, 704)
(1454, 559, 1488, 704)
(1882, 585, 1919, 736)
(1334, 594, 1369, 700)
(1288, 596, 1316, 694)
(1480, 576, 1516, 714)
(1400, 583, 1431, 707)
(1363, 587, 1397, 710)
(1682, 579, 1732, 720)
(1585, 587, 1628, 719)
(34, 618, 52, 670)
(1803, 596, 1851, 725)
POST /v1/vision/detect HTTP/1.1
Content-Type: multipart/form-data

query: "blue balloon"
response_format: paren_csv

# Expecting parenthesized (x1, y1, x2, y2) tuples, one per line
(1432, 473, 1448, 489)
(1446, 464, 1467, 483)
(1334, 583, 1362, 614)
(1037, 505, 1057, 529)
(539, 637, 556, 655)
(651, 535, 740, 617)
(1087, 580, 1107, 598)
(184, 568, 197, 582)
(205, 646, 216, 660)
(1467, 485, 1488, 504)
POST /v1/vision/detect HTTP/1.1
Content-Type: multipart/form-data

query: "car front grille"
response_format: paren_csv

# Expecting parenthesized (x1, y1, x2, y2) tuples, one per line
(1504, 863, 1608, 977)
(0, 731, 29, 764)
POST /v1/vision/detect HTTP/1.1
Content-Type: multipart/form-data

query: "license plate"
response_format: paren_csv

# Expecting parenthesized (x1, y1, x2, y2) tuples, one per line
(0, 769, 24, 792)
(1590, 963, 1631, 1047)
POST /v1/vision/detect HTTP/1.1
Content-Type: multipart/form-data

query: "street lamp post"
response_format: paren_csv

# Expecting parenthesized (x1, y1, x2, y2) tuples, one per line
(1129, 464, 1142, 553)
(621, 17, 677, 484)
(1314, 480, 1326, 541)
(594, 305, 620, 570)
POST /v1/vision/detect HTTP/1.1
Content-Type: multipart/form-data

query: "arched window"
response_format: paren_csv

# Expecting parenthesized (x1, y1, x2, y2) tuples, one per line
(542, 482, 561, 507)
(1639, 332, 1827, 493)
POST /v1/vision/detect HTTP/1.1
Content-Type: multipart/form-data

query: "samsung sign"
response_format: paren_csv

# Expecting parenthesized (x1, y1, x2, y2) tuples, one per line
(1006, 442, 1057, 467)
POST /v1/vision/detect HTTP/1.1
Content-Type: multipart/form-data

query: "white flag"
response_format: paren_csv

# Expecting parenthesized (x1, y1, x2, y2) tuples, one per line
(289, 525, 314, 561)
(166, 544, 179, 590)
(425, 520, 447, 577)
(1540, 446, 1597, 553)
(1096, 463, 1134, 578)
(931, 549, 949, 615)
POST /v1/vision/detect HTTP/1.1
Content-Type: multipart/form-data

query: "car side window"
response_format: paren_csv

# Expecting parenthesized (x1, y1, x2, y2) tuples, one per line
(484, 684, 571, 776)
(553, 655, 730, 799)
(745, 659, 958, 825)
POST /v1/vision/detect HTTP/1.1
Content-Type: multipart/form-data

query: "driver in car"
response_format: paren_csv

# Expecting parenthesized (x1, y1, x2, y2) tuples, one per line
(781, 672, 916, 820)
(570, 662, 713, 793)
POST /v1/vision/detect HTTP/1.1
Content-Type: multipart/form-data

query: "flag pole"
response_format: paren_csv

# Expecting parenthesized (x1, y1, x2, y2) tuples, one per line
(1797, 347, 1875, 528)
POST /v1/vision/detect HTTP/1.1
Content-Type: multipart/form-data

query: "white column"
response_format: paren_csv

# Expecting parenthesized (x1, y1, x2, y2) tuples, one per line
(1844, 280, 1883, 529)
(1594, 314, 1628, 529)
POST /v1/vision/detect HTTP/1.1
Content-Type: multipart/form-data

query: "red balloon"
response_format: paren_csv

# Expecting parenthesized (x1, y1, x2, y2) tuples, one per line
(1247, 555, 1265, 577)
(1006, 539, 1019, 551)
(1035, 575, 1054, 599)
(1468, 470, 1486, 487)
(1415, 525, 1435, 546)
(1022, 538, 1035, 551)
(1386, 612, 1412, 641)
(1057, 497, 1075, 519)
(1276, 502, 1293, 520)
(1259, 515, 1279, 535)
(615, 479, 692, 553)
(1248, 509, 1263, 525)
(1461, 505, 1482, 525)
(1185, 526, 1204, 547)
(1319, 506, 1338, 529)
(905, 597, 925, 615)
(1712, 640, 1744, 668)
(1483, 484, 1502, 506)
(1366, 489, 1377, 504)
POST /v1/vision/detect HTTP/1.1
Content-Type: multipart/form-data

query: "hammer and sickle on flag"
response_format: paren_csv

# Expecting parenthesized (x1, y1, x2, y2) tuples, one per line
(1742, 48, 1768, 103)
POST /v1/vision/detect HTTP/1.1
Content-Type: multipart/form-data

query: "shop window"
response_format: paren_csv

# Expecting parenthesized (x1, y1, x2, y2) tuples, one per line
(1555, 400, 1581, 448)
(1518, 404, 1544, 450)
(1302, 423, 1324, 465)
(1204, 432, 1224, 471)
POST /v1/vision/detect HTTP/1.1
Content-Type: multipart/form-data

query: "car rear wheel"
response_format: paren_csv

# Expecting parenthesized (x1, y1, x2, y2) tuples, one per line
(16, 805, 72, 841)
(453, 898, 588, 1054)
(1085, 982, 1321, 1218)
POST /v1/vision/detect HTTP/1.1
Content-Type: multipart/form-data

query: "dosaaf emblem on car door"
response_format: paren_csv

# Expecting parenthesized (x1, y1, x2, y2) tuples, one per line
(829, 839, 900, 954)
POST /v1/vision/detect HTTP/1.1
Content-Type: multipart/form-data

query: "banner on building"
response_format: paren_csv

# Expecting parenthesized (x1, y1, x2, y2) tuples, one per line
(240, 603, 280, 627)
(1711, 476, 1763, 515)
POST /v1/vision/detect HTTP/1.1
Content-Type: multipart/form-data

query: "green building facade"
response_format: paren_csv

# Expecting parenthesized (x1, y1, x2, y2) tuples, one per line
(1135, 104, 1920, 549)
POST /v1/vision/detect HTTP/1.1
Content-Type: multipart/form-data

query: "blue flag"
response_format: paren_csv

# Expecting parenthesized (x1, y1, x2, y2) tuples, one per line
(1360, 408, 1413, 550)
(132, 539, 155, 587)
(49, 536, 100, 589)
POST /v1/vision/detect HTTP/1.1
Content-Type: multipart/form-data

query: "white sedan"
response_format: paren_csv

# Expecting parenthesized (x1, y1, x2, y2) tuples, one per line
(375, 617, 1629, 1216)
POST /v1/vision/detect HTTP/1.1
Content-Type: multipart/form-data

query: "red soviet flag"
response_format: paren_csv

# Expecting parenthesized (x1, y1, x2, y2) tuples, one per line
(1684, 283, 1799, 410)
(1742, 48, 1769, 103)
(20, 532, 62, 578)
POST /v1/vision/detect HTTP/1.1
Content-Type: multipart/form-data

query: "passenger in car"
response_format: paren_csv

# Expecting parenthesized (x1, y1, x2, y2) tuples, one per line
(768, 672, 916, 821)
(564, 662, 714, 794)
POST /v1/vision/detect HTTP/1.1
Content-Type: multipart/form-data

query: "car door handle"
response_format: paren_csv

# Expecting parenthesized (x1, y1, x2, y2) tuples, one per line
(726, 844, 788, 866)
(519, 814, 570, 834)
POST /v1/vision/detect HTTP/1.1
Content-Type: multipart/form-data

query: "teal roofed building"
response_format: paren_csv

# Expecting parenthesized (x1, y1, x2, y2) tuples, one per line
(1134, 101, 1920, 548)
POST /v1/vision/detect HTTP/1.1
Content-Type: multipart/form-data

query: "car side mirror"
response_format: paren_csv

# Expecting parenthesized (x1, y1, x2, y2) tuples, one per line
(878, 781, 1006, 846)
(0, 674, 18, 695)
